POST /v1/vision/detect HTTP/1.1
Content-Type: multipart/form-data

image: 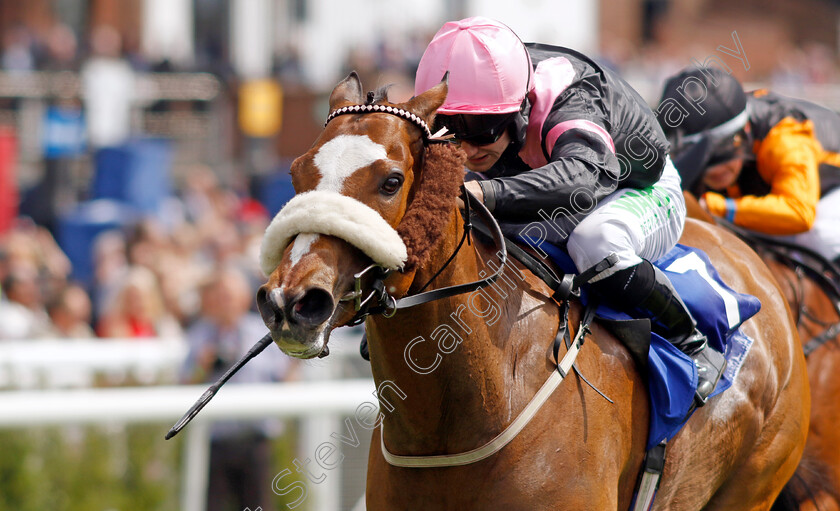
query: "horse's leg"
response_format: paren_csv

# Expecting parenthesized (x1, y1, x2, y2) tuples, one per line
(800, 346, 840, 507)
(800, 493, 840, 511)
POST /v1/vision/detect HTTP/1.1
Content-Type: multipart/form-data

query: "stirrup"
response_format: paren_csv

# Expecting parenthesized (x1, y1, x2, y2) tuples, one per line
(690, 346, 726, 406)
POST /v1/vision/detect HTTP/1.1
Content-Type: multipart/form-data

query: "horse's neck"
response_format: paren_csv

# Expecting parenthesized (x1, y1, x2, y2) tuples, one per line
(368, 206, 528, 453)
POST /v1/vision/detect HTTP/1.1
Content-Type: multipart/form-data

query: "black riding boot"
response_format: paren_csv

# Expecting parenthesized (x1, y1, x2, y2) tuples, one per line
(591, 260, 726, 406)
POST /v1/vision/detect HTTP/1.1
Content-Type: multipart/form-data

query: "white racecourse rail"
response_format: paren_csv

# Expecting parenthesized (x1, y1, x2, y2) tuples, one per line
(0, 380, 377, 427)
(0, 335, 374, 511)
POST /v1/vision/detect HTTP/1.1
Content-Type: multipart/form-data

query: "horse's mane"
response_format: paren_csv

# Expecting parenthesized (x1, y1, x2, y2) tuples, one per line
(397, 143, 466, 271)
(367, 85, 393, 105)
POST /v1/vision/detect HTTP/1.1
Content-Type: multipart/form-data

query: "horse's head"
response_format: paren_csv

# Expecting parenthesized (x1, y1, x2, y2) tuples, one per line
(256, 72, 465, 358)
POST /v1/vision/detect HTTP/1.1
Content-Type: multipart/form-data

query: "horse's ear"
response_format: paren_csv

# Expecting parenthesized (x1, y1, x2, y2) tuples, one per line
(329, 71, 364, 110)
(404, 73, 449, 123)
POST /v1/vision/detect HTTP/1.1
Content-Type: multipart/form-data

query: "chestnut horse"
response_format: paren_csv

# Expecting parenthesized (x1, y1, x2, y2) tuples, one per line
(256, 73, 809, 510)
(685, 194, 840, 511)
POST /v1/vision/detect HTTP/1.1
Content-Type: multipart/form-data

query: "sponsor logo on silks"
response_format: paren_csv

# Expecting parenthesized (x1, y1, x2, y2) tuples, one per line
(610, 186, 675, 235)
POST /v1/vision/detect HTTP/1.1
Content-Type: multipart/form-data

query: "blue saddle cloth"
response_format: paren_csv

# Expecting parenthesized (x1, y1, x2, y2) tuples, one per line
(520, 240, 761, 450)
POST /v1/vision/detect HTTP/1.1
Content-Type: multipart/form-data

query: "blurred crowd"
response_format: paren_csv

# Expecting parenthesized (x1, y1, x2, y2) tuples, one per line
(4, 16, 840, 347)
(0, 164, 269, 342)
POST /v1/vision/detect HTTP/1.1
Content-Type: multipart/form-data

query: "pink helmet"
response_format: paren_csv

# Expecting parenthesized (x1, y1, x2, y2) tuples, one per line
(415, 17, 533, 115)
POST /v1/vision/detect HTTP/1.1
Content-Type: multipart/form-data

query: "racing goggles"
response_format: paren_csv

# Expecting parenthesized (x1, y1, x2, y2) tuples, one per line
(435, 112, 516, 146)
(678, 109, 751, 166)
(705, 128, 751, 166)
(670, 109, 751, 191)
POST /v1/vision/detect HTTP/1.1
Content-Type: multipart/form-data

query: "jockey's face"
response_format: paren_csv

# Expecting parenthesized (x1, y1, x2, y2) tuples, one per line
(703, 158, 744, 190)
(460, 130, 511, 173)
(700, 124, 750, 190)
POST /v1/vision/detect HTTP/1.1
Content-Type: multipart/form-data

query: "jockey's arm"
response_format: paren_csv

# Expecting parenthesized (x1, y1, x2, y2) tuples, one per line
(703, 119, 821, 235)
(478, 128, 621, 222)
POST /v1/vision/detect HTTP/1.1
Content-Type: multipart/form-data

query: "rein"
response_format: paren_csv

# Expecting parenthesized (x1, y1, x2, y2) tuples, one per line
(381, 308, 593, 467)
(340, 188, 505, 325)
(323, 101, 507, 324)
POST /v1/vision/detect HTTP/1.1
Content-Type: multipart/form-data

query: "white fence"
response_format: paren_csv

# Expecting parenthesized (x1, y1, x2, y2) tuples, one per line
(0, 337, 187, 388)
(0, 380, 376, 511)
(0, 329, 373, 511)
(0, 380, 376, 428)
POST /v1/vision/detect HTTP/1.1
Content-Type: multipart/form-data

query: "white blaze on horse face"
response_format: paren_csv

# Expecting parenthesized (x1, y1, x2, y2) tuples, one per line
(290, 233, 319, 266)
(313, 134, 388, 192)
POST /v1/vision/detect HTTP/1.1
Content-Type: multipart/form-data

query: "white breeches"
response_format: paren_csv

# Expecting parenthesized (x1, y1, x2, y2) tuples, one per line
(567, 158, 687, 280)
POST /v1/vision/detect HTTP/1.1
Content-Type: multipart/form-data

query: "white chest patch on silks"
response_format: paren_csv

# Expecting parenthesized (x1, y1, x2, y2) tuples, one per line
(314, 134, 389, 192)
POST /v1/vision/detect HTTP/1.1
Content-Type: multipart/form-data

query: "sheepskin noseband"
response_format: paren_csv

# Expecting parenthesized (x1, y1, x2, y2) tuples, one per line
(260, 190, 408, 276)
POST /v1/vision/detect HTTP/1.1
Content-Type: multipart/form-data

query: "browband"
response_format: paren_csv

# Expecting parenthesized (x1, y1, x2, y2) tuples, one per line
(325, 104, 433, 139)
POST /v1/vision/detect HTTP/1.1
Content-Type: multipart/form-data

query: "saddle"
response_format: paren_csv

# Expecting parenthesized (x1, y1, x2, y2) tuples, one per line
(495, 230, 759, 441)
(488, 229, 761, 511)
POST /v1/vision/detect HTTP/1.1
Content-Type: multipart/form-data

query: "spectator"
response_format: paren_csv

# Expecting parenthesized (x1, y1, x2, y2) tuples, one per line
(96, 265, 181, 339)
(181, 265, 296, 511)
(80, 24, 136, 148)
(0, 261, 54, 340)
(1, 25, 36, 72)
(126, 217, 172, 271)
(91, 229, 130, 322)
(1, 219, 71, 290)
(46, 283, 95, 338)
(42, 22, 79, 72)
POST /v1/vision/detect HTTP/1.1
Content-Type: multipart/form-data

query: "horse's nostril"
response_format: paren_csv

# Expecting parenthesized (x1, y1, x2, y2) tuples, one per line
(257, 286, 284, 328)
(288, 288, 335, 326)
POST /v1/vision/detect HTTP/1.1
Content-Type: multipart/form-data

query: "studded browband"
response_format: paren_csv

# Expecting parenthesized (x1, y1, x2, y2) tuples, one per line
(325, 104, 435, 140)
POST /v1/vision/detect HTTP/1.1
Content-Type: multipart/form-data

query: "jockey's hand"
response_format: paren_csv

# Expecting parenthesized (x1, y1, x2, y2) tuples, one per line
(457, 180, 484, 210)
(699, 196, 708, 211)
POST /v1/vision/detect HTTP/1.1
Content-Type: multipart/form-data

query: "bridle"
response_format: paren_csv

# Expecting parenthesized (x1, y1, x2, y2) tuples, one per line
(338, 185, 506, 325)
(324, 99, 509, 325)
(166, 100, 508, 439)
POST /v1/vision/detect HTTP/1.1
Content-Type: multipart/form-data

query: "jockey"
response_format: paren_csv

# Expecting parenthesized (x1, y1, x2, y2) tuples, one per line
(414, 16, 725, 405)
(658, 66, 840, 265)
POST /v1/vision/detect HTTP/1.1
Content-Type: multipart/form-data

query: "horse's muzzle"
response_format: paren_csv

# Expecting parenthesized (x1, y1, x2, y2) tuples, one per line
(256, 286, 285, 331)
(286, 287, 335, 326)
(256, 284, 336, 358)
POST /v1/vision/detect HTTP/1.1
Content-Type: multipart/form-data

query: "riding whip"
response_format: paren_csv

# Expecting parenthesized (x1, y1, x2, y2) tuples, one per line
(164, 333, 274, 439)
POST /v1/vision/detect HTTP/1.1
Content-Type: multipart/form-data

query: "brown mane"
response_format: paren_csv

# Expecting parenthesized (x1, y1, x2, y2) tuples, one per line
(397, 142, 466, 271)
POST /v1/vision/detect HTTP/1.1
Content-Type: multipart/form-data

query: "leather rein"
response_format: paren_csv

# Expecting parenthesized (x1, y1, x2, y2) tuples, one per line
(166, 100, 613, 456)
(324, 100, 510, 326)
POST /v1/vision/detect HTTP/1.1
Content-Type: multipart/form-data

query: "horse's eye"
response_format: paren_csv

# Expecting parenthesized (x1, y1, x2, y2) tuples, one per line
(380, 174, 404, 195)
